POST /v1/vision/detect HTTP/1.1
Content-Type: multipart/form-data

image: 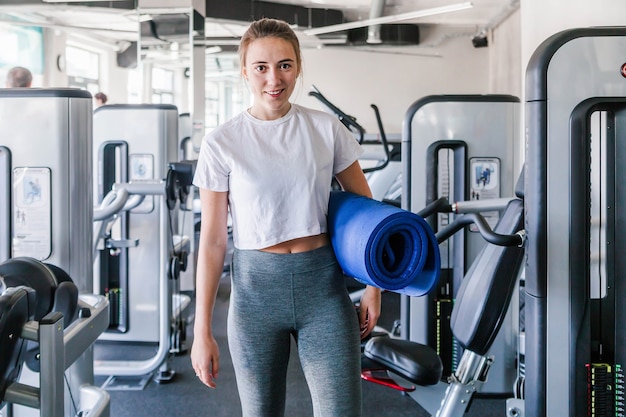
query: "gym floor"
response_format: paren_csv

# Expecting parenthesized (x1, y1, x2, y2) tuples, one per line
(93, 275, 505, 417)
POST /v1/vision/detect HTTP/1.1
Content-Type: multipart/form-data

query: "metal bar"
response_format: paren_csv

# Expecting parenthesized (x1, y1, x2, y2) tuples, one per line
(38, 312, 65, 417)
(64, 295, 110, 369)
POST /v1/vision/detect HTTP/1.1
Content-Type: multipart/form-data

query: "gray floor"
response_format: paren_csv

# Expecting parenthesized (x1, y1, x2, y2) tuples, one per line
(93, 276, 506, 417)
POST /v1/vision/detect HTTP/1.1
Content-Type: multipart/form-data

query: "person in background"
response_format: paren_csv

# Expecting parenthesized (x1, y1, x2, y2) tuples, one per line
(94, 92, 108, 108)
(190, 17, 381, 417)
(5, 66, 32, 88)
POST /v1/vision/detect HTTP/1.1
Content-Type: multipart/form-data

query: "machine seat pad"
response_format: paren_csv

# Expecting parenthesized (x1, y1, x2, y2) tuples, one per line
(0, 257, 57, 321)
(44, 263, 79, 326)
(0, 258, 79, 373)
(0, 258, 78, 327)
(363, 336, 443, 386)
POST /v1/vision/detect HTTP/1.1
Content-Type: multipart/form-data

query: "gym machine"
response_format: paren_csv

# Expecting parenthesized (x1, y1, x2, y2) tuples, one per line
(0, 88, 109, 416)
(362, 171, 525, 416)
(92, 104, 192, 382)
(309, 85, 402, 205)
(524, 27, 626, 417)
(401, 95, 521, 395)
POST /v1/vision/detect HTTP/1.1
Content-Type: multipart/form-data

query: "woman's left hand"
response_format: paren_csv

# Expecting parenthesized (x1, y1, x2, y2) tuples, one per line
(358, 286, 381, 339)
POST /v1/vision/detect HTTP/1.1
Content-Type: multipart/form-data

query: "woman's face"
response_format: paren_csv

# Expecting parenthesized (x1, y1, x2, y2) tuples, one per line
(242, 36, 299, 120)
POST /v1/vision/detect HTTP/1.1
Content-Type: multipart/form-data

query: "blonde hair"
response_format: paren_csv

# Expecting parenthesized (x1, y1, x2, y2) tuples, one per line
(238, 18, 302, 77)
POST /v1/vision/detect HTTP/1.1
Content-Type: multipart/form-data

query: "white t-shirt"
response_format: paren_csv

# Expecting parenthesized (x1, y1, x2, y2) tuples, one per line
(193, 103, 364, 250)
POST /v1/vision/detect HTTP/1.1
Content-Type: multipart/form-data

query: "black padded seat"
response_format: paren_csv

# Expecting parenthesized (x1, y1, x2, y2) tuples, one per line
(0, 257, 57, 321)
(0, 257, 78, 327)
(0, 286, 36, 407)
(364, 337, 443, 386)
(44, 263, 79, 326)
(450, 198, 524, 355)
(0, 258, 79, 373)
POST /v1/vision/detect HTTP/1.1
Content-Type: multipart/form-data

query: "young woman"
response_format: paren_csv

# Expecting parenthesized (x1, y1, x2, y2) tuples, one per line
(190, 17, 381, 417)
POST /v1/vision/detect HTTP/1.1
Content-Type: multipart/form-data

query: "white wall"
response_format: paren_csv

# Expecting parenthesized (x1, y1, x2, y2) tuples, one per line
(293, 30, 491, 135)
(489, 8, 522, 97)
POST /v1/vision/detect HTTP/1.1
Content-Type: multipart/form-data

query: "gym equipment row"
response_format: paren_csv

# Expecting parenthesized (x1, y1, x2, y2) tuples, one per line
(0, 91, 197, 416)
(2, 25, 626, 417)
(357, 27, 626, 417)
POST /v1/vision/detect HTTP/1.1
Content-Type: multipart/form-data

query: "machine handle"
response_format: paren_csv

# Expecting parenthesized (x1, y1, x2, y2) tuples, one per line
(435, 211, 525, 247)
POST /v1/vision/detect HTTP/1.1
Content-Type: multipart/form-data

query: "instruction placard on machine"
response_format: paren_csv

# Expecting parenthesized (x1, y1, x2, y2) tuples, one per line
(130, 153, 154, 213)
(12, 167, 52, 260)
(469, 157, 500, 230)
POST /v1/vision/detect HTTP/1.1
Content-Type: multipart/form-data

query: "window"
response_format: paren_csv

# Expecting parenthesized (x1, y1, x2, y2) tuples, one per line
(0, 23, 43, 86)
(204, 54, 251, 134)
(204, 79, 251, 135)
(152, 67, 174, 104)
(205, 81, 219, 129)
(66, 45, 100, 94)
(127, 68, 141, 104)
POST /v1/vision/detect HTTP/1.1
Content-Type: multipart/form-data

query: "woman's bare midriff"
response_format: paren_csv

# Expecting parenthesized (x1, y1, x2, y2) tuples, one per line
(260, 233, 330, 254)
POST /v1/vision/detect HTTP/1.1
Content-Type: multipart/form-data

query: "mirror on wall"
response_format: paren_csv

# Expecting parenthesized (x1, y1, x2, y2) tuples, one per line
(137, 6, 205, 153)
(138, 11, 191, 104)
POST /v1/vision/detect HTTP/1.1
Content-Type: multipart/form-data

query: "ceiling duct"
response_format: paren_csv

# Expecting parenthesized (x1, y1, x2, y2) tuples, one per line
(366, 0, 385, 44)
(347, 23, 419, 46)
(140, 13, 190, 44)
(205, 0, 344, 28)
(117, 41, 137, 68)
(358, 0, 418, 46)
(38, 0, 136, 9)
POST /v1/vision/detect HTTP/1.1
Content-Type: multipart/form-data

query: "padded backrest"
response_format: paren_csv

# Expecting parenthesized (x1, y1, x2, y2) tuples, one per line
(44, 263, 79, 326)
(449, 198, 525, 355)
(0, 257, 78, 327)
(0, 286, 35, 406)
(0, 258, 79, 373)
(0, 257, 57, 321)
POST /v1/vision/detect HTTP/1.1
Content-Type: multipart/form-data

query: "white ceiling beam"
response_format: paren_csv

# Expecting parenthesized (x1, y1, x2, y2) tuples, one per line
(303, 2, 473, 36)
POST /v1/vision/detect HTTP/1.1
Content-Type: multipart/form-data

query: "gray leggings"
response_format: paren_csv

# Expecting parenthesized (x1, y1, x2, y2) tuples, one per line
(228, 245, 362, 417)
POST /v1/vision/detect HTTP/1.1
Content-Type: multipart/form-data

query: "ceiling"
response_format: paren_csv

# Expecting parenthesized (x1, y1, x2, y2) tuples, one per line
(0, 0, 519, 70)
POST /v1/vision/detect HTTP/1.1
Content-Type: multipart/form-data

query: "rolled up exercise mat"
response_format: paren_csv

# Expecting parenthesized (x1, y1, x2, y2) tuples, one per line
(328, 191, 440, 296)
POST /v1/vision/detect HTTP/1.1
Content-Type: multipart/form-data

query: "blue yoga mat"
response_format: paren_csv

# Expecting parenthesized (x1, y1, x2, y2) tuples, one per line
(328, 191, 440, 296)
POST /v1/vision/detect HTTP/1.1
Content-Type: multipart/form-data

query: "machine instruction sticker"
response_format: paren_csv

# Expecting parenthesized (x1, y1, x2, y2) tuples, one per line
(469, 157, 501, 230)
(12, 167, 51, 260)
(130, 153, 154, 213)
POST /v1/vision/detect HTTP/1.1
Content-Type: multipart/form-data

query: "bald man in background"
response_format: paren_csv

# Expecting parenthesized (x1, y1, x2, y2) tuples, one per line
(5, 66, 33, 88)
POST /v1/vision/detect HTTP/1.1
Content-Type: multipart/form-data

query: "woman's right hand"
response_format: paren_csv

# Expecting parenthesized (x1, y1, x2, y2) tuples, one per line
(191, 334, 220, 388)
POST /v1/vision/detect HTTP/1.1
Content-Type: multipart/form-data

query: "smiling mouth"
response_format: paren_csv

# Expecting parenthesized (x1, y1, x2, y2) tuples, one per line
(265, 89, 284, 97)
